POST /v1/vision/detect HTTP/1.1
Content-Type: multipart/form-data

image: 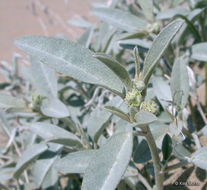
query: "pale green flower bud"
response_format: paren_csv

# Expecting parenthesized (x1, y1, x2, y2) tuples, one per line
(140, 99, 158, 114)
(125, 89, 143, 108)
(31, 93, 42, 111)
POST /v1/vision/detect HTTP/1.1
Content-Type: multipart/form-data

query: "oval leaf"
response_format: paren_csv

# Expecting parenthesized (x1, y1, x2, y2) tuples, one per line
(55, 150, 96, 174)
(0, 94, 26, 109)
(14, 36, 124, 94)
(134, 111, 157, 126)
(33, 144, 62, 188)
(30, 57, 58, 98)
(170, 58, 189, 111)
(191, 42, 207, 62)
(14, 143, 48, 178)
(40, 98, 69, 118)
(29, 122, 82, 147)
(191, 146, 207, 170)
(93, 53, 133, 89)
(104, 106, 130, 122)
(138, 0, 154, 22)
(82, 131, 133, 190)
(142, 19, 184, 84)
(156, 8, 189, 20)
(92, 8, 148, 32)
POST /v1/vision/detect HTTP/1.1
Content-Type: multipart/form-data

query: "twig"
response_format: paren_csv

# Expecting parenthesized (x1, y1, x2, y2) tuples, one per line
(163, 160, 188, 173)
(142, 126, 164, 190)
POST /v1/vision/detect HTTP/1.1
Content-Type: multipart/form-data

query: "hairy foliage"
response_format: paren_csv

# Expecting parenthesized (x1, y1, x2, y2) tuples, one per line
(1, 0, 207, 190)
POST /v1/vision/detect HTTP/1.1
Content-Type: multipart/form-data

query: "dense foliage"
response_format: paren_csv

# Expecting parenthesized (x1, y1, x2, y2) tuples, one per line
(0, 0, 207, 190)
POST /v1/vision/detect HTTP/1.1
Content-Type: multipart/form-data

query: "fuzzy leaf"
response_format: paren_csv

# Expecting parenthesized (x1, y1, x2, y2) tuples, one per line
(93, 53, 133, 89)
(104, 106, 130, 122)
(55, 150, 96, 174)
(134, 111, 157, 126)
(92, 8, 148, 32)
(14, 36, 124, 94)
(138, 0, 154, 22)
(142, 19, 184, 84)
(87, 97, 123, 142)
(67, 18, 92, 28)
(170, 58, 189, 111)
(0, 94, 26, 109)
(82, 132, 133, 190)
(191, 42, 207, 62)
(40, 97, 69, 118)
(153, 77, 172, 109)
(33, 144, 62, 188)
(29, 122, 82, 148)
(156, 8, 189, 20)
(191, 146, 207, 170)
(30, 57, 58, 98)
(14, 143, 48, 178)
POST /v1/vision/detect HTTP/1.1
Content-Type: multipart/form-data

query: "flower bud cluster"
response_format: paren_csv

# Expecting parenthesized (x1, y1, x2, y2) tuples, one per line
(31, 93, 42, 111)
(140, 99, 158, 114)
(124, 89, 142, 108)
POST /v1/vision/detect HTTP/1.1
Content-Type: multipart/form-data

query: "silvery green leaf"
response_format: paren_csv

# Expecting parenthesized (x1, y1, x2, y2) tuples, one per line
(92, 2, 107, 8)
(138, 0, 154, 22)
(93, 53, 133, 89)
(153, 77, 172, 109)
(87, 96, 123, 142)
(40, 97, 69, 118)
(0, 168, 14, 184)
(142, 19, 184, 84)
(172, 139, 191, 160)
(134, 111, 157, 127)
(170, 58, 189, 111)
(21, 66, 34, 84)
(82, 132, 133, 190)
(14, 143, 48, 178)
(67, 18, 92, 28)
(29, 122, 82, 148)
(149, 122, 169, 149)
(191, 42, 207, 62)
(92, 8, 148, 32)
(104, 106, 130, 122)
(156, 8, 189, 20)
(173, 9, 203, 44)
(33, 144, 62, 188)
(41, 167, 58, 189)
(114, 119, 133, 134)
(0, 94, 26, 109)
(78, 27, 94, 48)
(191, 146, 207, 170)
(87, 108, 111, 142)
(14, 36, 124, 94)
(55, 150, 96, 174)
(30, 57, 58, 98)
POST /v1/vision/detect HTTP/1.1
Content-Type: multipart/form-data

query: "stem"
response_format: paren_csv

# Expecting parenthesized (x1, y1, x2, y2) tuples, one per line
(163, 160, 188, 173)
(142, 126, 164, 190)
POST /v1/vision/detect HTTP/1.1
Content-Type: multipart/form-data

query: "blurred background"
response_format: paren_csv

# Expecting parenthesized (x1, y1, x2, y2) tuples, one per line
(0, 0, 100, 62)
